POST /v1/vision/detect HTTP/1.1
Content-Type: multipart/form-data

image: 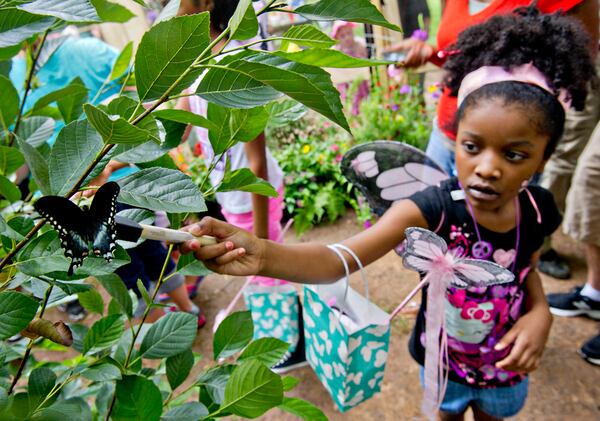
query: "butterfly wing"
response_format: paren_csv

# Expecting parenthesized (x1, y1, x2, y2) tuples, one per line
(402, 227, 448, 274)
(88, 181, 120, 260)
(452, 258, 515, 289)
(340, 141, 449, 217)
(34, 196, 89, 275)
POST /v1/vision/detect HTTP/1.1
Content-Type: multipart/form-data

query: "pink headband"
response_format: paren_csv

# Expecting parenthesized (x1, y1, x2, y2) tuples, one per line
(457, 63, 571, 111)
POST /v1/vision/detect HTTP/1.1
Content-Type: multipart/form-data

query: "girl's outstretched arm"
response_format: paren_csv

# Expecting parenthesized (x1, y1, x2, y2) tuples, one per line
(180, 199, 428, 284)
(495, 251, 553, 373)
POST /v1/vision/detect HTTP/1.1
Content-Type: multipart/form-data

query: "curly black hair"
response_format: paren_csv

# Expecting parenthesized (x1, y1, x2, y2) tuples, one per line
(443, 6, 595, 109)
(444, 6, 596, 158)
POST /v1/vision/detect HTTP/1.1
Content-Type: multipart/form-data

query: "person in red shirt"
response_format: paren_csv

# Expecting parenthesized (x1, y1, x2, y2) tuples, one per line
(385, 0, 597, 175)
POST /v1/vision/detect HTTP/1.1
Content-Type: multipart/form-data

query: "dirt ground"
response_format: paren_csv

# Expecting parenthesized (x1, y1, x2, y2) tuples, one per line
(187, 212, 600, 421)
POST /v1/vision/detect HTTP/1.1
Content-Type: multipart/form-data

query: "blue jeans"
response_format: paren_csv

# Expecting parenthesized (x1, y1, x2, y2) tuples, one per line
(426, 120, 457, 176)
(419, 368, 529, 418)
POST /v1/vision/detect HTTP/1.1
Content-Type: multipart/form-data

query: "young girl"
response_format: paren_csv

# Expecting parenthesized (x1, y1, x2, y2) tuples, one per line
(181, 9, 594, 421)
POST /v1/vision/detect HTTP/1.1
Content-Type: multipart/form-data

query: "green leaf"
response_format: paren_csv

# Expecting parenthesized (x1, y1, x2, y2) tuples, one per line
(16, 116, 55, 147)
(16, 231, 69, 276)
(135, 13, 210, 102)
(91, 0, 135, 23)
(175, 253, 212, 277)
(230, 106, 269, 141)
(18, 0, 100, 23)
(28, 366, 56, 410)
(281, 376, 300, 392)
(69, 324, 88, 354)
(166, 348, 194, 390)
(213, 311, 253, 360)
(29, 77, 89, 118)
(0, 213, 24, 240)
(273, 48, 393, 67)
(197, 365, 234, 405)
(83, 314, 124, 354)
(97, 274, 133, 318)
(45, 279, 91, 295)
(229, 0, 258, 41)
(139, 312, 197, 359)
(152, 109, 216, 130)
(82, 363, 122, 382)
(238, 338, 289, 367)
(32, 397, 92, 421)
(199, 53, 349, 131)
(84, 103, 158, 145)
(295, 0, 401, 31)
(218, 168, 278, 197)
(77, 289, 104, 316)
(0, 174, 21, 202)
(48, 119, 103, 196)
(0, 146, 23, 176)
(117, 167, 206, 213)
(57, 79, 88, 123)
(136, 279, 152, 306)
(16, 136, 50, 194)
(278, 397, 327, 421)
(280, 24, 336, 49)
(197, 54, 282, 109)
(113, 375, 162, 421)
(0, 9, 54, 49)
(161, 402, 208, 421)
(0, 75, 19, 130)
(109, 41, 133, 81)
(266, 100, 307, 127)
(0, 291, 38, 340)
(221, 359, 283, 418)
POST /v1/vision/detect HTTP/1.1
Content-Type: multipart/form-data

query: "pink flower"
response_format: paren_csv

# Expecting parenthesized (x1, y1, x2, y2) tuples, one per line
(335, 154, 343, 162)
(330, 144, 340, 152)
(399, 84, 411, 95)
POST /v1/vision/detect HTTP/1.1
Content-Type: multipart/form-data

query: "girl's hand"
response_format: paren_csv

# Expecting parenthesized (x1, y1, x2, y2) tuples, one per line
(494, 306, 553, 373)
(383, 39, 435, 68)
(180, 217, 264, 276)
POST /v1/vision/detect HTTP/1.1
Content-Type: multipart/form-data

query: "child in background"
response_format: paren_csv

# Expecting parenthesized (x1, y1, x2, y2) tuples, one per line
(331, 20, 370, 115)
(178, 0, 307, 373)
(181, 8, 594, 420)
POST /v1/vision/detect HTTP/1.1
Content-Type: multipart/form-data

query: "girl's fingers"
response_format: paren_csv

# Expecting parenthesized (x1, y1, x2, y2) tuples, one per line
(192, 241, 235, 261)
(213, 248, 246, 266)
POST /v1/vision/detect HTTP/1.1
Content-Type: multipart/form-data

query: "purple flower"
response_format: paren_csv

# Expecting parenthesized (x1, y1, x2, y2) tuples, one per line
(410, 29, 428, 42)
(391, 104, 400, 112)
(363, 220, 373, 229)
(399, 84, 411, 95)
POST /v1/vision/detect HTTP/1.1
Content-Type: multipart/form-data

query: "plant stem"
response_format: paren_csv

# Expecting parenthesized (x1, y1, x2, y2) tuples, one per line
(8, 284, 53, 394)
(198, 151, 225, 192)
(104, 244, 174, 421)
(9, 30, 49, 147)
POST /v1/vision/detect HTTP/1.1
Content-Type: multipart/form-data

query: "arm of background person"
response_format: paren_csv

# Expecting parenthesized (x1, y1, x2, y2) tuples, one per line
(244, 133, 269, 239)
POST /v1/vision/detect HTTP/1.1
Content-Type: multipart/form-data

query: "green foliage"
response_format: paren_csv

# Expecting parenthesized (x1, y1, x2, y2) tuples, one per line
(269, 115, 366, 235)
(349, 77, 432, 148)
(0, 0, 400, 418)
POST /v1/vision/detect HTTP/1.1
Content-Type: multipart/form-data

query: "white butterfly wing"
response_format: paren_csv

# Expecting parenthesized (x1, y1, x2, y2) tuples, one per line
(402, 227, 449, 273)
(452, 258, 515, 289)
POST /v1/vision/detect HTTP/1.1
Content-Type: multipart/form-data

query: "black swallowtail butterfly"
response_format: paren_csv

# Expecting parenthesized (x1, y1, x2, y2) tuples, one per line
(34, 182, 120, 276)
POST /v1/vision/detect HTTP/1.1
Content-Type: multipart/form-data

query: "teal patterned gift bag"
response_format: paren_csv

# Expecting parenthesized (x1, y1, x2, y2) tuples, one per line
(303, 244, 391, 412)
(243, 283, 300, 352)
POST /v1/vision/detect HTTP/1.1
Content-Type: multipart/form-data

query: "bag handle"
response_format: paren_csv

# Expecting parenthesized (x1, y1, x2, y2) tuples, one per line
(329, 243, 369, 302)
